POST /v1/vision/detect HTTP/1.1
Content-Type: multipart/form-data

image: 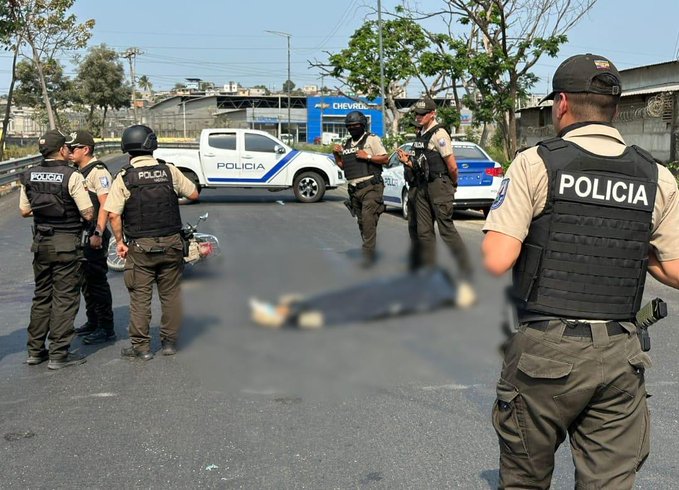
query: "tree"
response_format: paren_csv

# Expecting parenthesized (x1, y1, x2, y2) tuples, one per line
(311, 17, 433, 135)
(11, 0, 94, 129)
(75, 44, 131, 136)
(0, 2, 20, 160)
(13, 57, 75, 127)
(138, 74, 153, 94)
(282, 79, 295, 94)
(402, 0, 597, 157)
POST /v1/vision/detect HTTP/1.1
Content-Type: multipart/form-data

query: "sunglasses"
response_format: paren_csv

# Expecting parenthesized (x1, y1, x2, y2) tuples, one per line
(67, 145, 87, 151)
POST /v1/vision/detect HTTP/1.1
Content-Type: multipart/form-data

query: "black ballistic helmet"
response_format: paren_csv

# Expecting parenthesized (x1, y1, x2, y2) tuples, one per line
(121, 124, 158, 153)
(345, 111, 368, 128)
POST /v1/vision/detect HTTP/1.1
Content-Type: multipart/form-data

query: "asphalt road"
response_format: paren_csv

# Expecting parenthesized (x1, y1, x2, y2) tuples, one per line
(1, 154, 678, 489)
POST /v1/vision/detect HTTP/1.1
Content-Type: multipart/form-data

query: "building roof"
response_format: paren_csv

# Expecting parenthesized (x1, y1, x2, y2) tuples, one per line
(623, 83, 679, 97)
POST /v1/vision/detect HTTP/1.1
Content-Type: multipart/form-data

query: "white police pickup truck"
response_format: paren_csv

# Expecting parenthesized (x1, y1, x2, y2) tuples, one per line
(154, 128, 344, 203)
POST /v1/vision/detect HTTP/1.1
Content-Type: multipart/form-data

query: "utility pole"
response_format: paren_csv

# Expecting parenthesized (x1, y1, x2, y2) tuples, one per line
(122, 47, 142, 124)
(265, 30, 292, 137)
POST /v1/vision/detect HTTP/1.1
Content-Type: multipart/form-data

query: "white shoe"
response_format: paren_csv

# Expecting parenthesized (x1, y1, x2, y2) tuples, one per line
(249, 297, 285, 328)
(456, 282, 477, 309)
(297, 310, 324, 329)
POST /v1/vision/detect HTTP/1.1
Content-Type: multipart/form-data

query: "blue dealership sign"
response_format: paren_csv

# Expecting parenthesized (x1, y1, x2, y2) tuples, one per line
(307, 96, 384, 143)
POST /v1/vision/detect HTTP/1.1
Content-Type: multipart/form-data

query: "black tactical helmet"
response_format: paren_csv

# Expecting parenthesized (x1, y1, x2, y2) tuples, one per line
(121, 124, 158, 153)
(344, 111, 368, 128)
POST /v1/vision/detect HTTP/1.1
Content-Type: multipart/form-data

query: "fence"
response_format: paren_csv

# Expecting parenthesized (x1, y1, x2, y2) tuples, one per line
(0, 141, 199, 187)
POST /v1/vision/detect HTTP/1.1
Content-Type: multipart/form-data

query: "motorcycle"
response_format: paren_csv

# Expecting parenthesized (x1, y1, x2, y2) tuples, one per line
(106, 212, 221, 272)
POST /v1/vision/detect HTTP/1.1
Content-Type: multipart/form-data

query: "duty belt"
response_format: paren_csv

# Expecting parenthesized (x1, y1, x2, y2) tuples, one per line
(523, 319, 628, 337)
(352, 175, 383, 190)
(428, 172, 449, 182)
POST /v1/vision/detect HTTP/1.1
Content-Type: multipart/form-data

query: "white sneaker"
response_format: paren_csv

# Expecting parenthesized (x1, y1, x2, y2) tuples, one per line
(249, 298, 285, 328)
(456, 282, 477, 309)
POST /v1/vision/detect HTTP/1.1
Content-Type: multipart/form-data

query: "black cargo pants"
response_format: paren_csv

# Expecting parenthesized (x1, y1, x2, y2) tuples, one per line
(82, 230, 114, 331)
(27, 232, 85, 361)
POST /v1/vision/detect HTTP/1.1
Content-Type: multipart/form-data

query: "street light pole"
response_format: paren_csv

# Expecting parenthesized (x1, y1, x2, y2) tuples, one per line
(265, 30, 292, 138)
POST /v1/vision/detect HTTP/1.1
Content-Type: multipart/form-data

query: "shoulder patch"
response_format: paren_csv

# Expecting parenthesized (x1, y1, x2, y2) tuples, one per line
(491, 178, 510, 210)
(99, 176, 110, 189)
(438, 138, 447, 147)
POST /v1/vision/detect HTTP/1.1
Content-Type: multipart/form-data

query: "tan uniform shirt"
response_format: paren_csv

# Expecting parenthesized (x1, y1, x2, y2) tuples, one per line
(346, 133, 388, 186)
(81, 159, 113, 197)
(19, 159, 92, 213)
(104, 155, 197, 215)
(483, 124, 679, 261)
(422, 124, 454, 159)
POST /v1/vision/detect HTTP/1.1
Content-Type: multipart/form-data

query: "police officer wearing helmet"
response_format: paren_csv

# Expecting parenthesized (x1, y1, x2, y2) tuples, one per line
(397, 98, 475, 305)
(104, 125, 199, 360)
(19, 130, 94, 370)
(332, 110, 388, 267)
(68, 130, 116, 345)
(483, 54, 679, 488)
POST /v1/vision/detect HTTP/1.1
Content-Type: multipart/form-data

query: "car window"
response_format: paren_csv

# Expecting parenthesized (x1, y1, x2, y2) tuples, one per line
(208, 133, 237, 150)
(453, 145, 487, 160)
(245, 134, 277, 153)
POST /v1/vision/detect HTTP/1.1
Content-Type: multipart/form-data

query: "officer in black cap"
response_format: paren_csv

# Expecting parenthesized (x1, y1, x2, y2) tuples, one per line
(483, 53, 679, 488)
(68, 130, 116, 344)
(332, 111, 388, 267)
(104, 125, 199, 360)
(19, 130, 94, 369)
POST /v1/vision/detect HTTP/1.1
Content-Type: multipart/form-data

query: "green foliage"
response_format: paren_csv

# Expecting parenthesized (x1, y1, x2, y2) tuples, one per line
(282, 79, 295, 93)
(13, 58, 74, 117)
(75, 44, 131, 135)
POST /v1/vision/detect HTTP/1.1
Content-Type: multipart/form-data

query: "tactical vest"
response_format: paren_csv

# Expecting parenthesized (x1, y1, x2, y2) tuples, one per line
(512, 137, 658, 322)
(341, 133, 382, 180)
(20, 159, 83, 233)
(121, 160, 182, 239)
(412, 124, 447, 176)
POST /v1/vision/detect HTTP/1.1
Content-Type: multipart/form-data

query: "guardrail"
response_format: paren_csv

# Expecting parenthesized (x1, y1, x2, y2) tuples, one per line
(0, 140, 199, 187)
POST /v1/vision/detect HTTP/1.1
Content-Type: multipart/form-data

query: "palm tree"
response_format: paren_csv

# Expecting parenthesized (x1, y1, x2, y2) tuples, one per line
(138, 74, 153, 95)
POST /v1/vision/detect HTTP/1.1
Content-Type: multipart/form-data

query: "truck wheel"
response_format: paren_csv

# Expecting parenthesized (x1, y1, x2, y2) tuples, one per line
(179, 170, 201, 205)
(293, 171, 326, 203)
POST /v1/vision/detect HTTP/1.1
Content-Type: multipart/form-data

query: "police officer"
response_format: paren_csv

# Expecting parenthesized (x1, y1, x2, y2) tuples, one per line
(104, 125, 199, 360)
(482, 53, 679, 489)
(19, 130, 94, 370)
(398, 98, 475, 305)
(332, 111, 388, 267)
(68, 130, 116, 344)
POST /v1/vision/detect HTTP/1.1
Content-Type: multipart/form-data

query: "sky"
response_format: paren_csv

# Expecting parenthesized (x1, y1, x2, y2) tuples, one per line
(1, 0, 679, 98)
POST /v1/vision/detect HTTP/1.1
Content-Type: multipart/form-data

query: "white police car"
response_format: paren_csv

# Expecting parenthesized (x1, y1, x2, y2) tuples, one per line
(382, 141, 504, 219)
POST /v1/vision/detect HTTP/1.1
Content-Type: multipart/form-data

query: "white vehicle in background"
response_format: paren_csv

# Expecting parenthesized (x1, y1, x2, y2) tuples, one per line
(154, 128, 345, 203)
(381, 141, 504, 219)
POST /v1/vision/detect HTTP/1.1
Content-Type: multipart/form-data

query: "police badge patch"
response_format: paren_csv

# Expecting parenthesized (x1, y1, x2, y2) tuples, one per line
(491, 178, 510, 210)
(99, 176, 110, 188)
(438, 138, 447, 147)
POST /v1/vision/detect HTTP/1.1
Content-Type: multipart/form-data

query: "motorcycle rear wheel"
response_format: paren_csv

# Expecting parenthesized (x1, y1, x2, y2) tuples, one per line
(106, 238, 126, 272)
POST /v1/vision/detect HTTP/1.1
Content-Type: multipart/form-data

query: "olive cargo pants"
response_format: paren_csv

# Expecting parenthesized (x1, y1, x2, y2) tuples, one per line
(27, 232, 84, 361)
(415, 175, 473, 278)
(493, 320, 651, 489)
(348, 181, 385, 257)
(123, 234, 185, 350)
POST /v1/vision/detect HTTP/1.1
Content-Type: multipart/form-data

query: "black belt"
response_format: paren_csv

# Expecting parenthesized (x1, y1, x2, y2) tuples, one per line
(428, 172, 449, 181)
(525, 320, 628, 337)
(352, 175, 383, 190)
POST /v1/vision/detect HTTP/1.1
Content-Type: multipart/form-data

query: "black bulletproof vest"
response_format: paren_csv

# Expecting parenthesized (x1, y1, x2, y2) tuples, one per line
(341, 133, 382, 180)
(412, 124, 447, 175)
(20, 159, 82, 233)
(512, 137, 658, 321)
(121, 160, 182, 239)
